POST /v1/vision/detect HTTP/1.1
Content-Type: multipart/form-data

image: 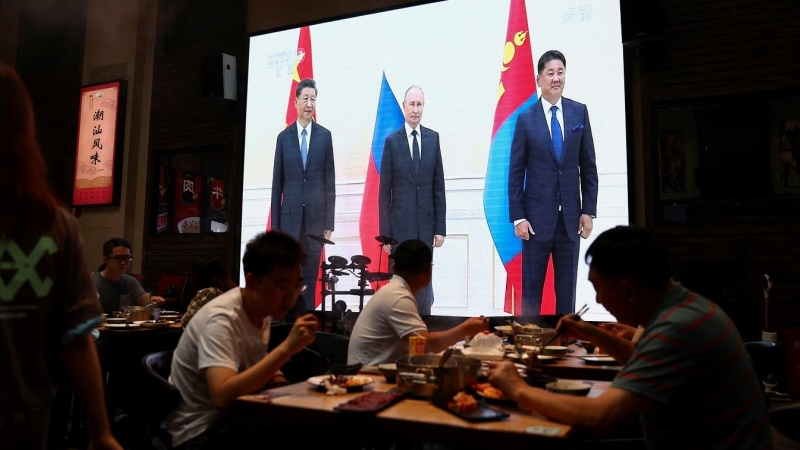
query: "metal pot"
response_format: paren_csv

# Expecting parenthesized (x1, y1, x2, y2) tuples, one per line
(396, 354, 481, 400)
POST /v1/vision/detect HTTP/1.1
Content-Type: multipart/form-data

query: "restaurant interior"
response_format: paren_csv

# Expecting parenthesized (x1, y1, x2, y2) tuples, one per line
(2, 0, 800, 448)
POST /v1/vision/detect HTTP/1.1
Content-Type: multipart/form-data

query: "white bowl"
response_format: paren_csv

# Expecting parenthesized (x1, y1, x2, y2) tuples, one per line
(545, 380, 591, 396)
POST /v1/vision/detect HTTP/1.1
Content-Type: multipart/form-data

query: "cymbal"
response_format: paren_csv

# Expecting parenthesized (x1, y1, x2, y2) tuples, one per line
(375, 235, 398, 245)
(350, 255, 371, 267)
(327, 255, 348, 268)
(365, 272, 392, 282)
(309, 234, 335, 245)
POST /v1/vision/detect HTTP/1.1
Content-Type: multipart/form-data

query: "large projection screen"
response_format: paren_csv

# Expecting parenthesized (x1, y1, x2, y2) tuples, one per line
(242, 0, 628, 322)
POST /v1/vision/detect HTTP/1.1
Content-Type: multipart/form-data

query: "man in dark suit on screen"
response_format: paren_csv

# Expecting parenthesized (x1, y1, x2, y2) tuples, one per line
(379, 86, 446, 315)
(509, 50, 598, 315)
(271, 78, 335, 311)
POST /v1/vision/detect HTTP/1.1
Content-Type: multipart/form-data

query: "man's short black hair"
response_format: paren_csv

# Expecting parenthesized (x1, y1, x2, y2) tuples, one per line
(242, 231, 307, 279)
(537, 50, 567, 73)
(103, 238, 131, 257)
(295, 78, 317, 98)
(393, 239, 432, 275)
(585, 225, 671, 290)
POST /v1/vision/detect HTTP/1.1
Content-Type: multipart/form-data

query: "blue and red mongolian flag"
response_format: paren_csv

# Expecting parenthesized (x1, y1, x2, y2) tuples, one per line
(483, 0, 556, 315)
(359, 74, 405, 289)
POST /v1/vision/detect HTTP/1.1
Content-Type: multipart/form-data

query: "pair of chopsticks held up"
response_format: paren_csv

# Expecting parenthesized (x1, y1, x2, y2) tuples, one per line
(539, 303, 589, 349)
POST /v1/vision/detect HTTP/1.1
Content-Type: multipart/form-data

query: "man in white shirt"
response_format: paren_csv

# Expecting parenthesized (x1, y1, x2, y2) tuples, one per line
(167, 231, 319, 448)
(347, 239, 487, 366)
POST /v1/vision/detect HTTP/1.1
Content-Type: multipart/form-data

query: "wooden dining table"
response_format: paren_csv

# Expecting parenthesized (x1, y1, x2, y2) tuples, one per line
(96, 321, 183, 340)
(230, 373, 611, 449)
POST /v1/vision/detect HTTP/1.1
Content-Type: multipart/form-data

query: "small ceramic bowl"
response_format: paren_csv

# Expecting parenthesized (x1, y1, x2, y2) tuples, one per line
(580, 341, 596, 354)
(541, 345, 569, 356)
(378, 363, 397, 383)
(545, 380, 592, 396)
(330, 364, 362, 376)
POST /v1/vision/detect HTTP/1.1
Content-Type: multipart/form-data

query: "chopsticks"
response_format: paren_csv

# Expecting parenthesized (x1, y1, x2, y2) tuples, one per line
(540, 304, 589, 349)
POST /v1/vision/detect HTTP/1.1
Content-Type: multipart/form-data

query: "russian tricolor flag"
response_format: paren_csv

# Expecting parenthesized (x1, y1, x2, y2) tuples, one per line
(359, 74, 405, 286)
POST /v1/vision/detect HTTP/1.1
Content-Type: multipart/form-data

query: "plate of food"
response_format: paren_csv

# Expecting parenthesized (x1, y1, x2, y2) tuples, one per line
(139, 320, 175, 328)
(333, 388, 405, 413)
(435, 391, 510, 422)
(177, 216, 200, 234)
(579, 356, 618, 365)
(307, 375, 374, 393)
(473, 383, 516, 407)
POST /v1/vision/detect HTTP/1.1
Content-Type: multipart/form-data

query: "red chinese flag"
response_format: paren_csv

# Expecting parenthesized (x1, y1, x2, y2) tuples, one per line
(266, 26, 325, 309)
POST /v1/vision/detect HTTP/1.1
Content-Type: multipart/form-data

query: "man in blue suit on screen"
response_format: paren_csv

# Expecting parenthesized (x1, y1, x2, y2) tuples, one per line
(379, 86, 446, 315)
(509, 50, 598, 316)
(271, 78, 335, 311)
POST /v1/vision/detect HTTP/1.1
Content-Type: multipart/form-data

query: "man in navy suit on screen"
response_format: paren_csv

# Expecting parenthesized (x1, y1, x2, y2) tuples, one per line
(379, 86, 446, 315)
(271, 78, 335, 311)
(509, 50, 598, 316)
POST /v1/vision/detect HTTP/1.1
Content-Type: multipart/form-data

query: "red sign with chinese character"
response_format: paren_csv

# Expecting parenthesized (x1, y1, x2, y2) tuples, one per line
(72, 81, 126, 206)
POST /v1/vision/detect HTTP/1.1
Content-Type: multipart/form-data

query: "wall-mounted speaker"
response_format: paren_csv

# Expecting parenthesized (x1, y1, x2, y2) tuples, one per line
(202, 53, 237, 101)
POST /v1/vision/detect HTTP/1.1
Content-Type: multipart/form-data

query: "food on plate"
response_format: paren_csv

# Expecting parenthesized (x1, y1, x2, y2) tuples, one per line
(474, 383, 508, 400)
(448, 391, 478, 414)
(327, 375, 370, 387)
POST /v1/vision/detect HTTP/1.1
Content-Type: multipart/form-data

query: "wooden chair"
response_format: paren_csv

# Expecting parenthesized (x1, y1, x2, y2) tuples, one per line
(140, 350, 181, 449)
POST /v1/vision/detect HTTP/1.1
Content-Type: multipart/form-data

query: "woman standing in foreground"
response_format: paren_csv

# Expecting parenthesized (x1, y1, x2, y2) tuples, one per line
(0, 64, 122, 450)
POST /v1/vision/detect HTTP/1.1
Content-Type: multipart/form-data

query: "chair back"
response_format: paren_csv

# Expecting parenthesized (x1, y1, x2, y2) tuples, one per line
(313, 332, 351, 366)
(157, 275, 188, 304)
(140, 350, 181, 420)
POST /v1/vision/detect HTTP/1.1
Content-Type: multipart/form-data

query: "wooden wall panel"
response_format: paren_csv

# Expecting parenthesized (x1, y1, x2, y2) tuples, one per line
(142, 0, 247, 297)
(648, 0, 800, 102)
(627, 0, 800, 338)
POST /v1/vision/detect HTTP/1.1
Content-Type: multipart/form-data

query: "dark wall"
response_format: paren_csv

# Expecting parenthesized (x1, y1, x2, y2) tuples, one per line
(15, 0, 88, 206)
(142, 0, 247, 296)
(631, 0, 800, 338)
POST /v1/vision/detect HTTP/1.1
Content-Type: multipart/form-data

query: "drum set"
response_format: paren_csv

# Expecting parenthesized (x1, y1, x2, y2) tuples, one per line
(308, 234, 398, 314)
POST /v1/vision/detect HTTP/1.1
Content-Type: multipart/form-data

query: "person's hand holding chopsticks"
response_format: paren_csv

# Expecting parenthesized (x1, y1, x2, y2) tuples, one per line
(553, 304, 594, 342)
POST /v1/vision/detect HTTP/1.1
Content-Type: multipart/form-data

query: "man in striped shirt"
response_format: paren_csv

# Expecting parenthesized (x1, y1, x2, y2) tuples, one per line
(488, 226, 772, 449)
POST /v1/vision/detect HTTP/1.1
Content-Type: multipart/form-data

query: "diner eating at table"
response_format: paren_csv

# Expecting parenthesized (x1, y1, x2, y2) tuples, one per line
(487, 225, 772, 449)
(347, 239, 489, 366)
(167, 231, 320, 449)
(92, 237, 166, 314)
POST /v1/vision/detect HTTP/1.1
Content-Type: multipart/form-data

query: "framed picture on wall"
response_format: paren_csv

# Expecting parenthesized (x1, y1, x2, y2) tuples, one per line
(658, 130, 687, 194)
(779, 119, 800, 188)
(71, 80, 127, 207)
